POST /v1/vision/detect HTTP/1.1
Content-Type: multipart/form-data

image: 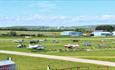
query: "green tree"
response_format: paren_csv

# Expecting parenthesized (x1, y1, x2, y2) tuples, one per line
(75, 28, 86, 32)
(95, 25, 114, 32)
(8, 31, 17, 36)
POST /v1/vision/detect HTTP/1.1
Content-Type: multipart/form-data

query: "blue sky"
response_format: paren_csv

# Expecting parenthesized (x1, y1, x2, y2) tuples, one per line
(0, 0, 115, 27)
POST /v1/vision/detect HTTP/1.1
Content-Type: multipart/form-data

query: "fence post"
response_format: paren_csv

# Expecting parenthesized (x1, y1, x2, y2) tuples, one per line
(97, 66, 99, 70)
(77, 66, 80, 70)
(106, 66, 109, 70)
(87, 67, 89, 70)
(47, 65, 51, 70)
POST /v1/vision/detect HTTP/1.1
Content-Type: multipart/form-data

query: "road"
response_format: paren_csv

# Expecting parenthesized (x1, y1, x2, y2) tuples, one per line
(0, 50, 115, 67)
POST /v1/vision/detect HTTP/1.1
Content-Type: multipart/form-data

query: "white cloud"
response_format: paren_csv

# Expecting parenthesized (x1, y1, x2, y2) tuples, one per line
(29, 1, 57, 12)
(0, 15, 115, 26)
(100, 15, 115, 20)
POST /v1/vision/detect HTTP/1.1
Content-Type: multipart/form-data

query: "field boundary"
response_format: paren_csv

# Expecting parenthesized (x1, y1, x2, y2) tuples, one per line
(52, 66, 109, 70)
(0, 50, 115, 67)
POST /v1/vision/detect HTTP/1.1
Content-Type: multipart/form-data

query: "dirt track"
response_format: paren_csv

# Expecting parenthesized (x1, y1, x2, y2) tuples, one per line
(0, 50, 115, 67)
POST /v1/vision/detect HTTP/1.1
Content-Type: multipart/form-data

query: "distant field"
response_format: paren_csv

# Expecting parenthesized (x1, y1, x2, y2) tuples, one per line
(0, 30, 60, 36)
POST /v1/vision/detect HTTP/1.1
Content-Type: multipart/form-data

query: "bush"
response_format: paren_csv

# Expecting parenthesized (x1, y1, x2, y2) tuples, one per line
(8, 31, 17, 36)
(19, 34, 36, 37)
(37, 34, 45, 37)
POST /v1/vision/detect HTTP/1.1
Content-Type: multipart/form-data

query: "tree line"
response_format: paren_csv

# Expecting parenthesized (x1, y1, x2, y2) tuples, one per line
(0, 27, 89, 32)
(0, 25, 114, 36)
(0, 31, 46, 37)
(95, 25, 115, 32)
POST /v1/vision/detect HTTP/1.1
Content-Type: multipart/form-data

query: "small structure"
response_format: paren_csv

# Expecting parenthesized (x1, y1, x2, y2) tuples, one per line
(112, 31, 115, 36)
(14, 40, 25, 48)
(83, 42, 92, 46)
(52, 40, 59, 43)
(29, 40, 39, 44)
(60, 31, 83, 36)
(72, 39, 80, 42)
(28, 44, 44, 50)
(28, 40, 44, 50)
(0, 58, 16, 70)
(25, 36, 31, 39)
(91, 31, 112, 36)
(98, 43, 108, 48)
(64, 44, 79, 50)
(29, 39, 45, 44)
(47, 65, 51, 70)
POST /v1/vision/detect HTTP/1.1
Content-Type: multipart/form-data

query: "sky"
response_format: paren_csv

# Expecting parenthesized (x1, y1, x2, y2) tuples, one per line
(0, 0, 115, 27)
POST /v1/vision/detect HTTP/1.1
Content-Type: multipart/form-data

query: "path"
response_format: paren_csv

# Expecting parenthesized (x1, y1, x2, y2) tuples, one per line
(0, 50, 115, 67)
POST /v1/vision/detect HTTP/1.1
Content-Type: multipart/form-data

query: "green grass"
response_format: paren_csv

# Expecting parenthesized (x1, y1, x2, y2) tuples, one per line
(1, 53, 113, 70)
(0, 37, 115, 56)
(0, 30, 60, 36)
(1, 36, 115, 69)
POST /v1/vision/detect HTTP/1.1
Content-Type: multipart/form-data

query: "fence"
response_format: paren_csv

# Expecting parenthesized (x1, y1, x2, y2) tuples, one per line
(52, 66, 109, 70)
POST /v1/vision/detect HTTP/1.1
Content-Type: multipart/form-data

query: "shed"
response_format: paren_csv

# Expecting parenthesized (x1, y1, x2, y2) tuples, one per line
(91, 31, 112, 36)
(0, 59, 16, 70)
(60, 31, 83, 36)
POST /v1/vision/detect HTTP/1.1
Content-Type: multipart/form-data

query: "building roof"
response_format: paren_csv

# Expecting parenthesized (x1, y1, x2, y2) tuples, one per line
(61, 31, 82, 33)
(92, 31, 111, 33)
(61, 31, 74, 32)
(0, 60, 15, 66)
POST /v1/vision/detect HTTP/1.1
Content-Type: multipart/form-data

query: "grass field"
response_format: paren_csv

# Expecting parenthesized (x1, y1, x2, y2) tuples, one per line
(0, 30, 60, 36)
(1, 53, 112, 70)
(0, 37, 115, 56)
(1, 36, 115, 69)
(0, 37, 115, 55)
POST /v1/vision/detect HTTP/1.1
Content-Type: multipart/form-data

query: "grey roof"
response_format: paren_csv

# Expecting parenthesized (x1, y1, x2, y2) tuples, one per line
(0, 60, 15, 66)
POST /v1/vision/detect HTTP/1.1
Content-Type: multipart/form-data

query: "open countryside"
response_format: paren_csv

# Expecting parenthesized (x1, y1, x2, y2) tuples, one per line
(1, 0, 115, 70)
(1, 28, 115, 69)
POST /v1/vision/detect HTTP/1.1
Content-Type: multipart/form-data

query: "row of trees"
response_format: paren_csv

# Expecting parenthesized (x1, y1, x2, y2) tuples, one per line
(0, 27, 89, 33)
(0, 31, 46, 37)
(0, 28, 88, 32)
(0, 25, 114, 35)
(95, 25, 115, 32)
(0, 25, 114, 37)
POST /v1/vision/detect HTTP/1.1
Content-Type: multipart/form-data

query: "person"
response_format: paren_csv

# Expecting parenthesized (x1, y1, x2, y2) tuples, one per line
(47, 65, 51, 70)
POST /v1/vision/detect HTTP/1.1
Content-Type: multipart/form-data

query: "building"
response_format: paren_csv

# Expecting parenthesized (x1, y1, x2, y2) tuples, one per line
(0, 58, 16, 70)
(91, 31, 112, 36)
(60, 31, 83, 36)
(112, 31, 115, 36)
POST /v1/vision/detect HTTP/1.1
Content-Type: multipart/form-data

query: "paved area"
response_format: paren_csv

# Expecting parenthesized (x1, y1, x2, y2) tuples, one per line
(0, 50, 115, 67)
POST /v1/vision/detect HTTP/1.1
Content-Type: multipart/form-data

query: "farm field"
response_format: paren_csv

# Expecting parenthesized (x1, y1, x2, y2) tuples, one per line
(1, 53, 113, 70)
(0, 30, 60, 36)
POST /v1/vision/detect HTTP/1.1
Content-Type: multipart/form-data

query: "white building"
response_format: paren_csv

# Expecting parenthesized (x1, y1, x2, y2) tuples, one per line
(60, 31, 83, 36)
(0, 58, 16, 70)
(91, 31, 112, 36)
(112, 31, 115, 36)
